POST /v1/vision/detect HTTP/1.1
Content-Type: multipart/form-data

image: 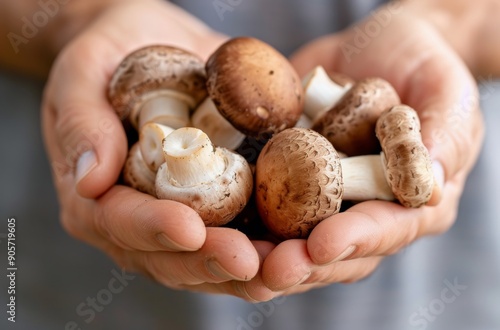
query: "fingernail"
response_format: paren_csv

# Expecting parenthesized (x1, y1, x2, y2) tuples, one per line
(206, 259, 244, 281)
(432, 160, 445, 191)
(427, 160, 445, 206)
(292, 272, 311, 286)
(156, 233, 197, 252)
(329, 245, 357, 264)
(278, 265, 311, 291)
(75, 150, 97, 183)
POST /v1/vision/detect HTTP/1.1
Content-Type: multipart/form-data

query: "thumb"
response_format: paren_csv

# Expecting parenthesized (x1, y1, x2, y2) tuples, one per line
(42, 50, 128, 199)
(289, 34, 344, 78)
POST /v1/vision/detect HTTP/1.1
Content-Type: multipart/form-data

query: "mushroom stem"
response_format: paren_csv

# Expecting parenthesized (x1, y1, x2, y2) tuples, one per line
(139, 123, 175, 172)
(192, 98, 246, 150)
(340, 154, 394, 201)
(162, 127, 226, 186)
(135, 92, 192, 129)
(303, 66, 351, 121)
(294, 113, 313, 129)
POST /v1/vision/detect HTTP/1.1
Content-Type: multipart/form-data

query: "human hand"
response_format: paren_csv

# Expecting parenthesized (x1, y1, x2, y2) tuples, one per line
(234, 8, 484, 300)
(42, 0, 262, 294)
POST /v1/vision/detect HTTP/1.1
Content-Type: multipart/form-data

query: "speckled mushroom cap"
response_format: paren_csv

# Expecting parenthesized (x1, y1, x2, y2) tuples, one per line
(206, 37, 304, 137)
(312, 78, 400, 156)
(108, 45, 207, 125)
(256, 128, 343, 240)
(376, 105, 434, 208)
(156, 148, 254, 227)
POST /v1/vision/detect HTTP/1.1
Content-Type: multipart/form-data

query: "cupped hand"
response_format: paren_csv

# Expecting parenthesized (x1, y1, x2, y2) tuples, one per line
(42, 0, 261, 294)
(237, 8, 484, 300)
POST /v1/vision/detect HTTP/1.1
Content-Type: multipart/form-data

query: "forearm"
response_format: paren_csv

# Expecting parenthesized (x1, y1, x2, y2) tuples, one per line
(404, 0, 500, 77)
(0, 0, 134, 77)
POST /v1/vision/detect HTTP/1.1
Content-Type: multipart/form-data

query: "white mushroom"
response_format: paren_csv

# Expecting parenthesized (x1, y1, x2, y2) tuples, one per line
(156, 127, 254, 226)
(139, 122, 174, 172)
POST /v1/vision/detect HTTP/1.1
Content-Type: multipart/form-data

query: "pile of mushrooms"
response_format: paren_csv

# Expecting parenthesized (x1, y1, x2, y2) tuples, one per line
(107, 37, 439, 238)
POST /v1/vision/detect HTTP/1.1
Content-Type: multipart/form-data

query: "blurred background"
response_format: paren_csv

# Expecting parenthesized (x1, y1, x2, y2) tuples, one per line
(1, 1, 499, 329)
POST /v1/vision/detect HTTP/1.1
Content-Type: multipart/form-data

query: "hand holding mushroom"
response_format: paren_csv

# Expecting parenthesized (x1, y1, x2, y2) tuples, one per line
(41, 0, 484, 302)
(254, 11, 483, 295)
(41, 0, 265, 300)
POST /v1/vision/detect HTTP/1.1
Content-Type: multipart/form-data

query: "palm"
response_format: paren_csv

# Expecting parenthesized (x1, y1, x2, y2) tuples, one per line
(240, 12, 484, 297)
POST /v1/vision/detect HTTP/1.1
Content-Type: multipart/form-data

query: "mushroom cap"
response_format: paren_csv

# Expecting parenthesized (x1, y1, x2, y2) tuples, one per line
(123, 143, 157, 197)
(312, 77, 400, 156)
(156, 148, 254, 227)
(108, 45, 207, 124)
(376, 105, 434, 207)
(256, 128, 343, 240)
(206, 37, 304, 137)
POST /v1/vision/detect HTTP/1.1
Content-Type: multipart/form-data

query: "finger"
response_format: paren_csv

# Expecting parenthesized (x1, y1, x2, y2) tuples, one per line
(307, 181, 463, 265)
(118, 228, 260, 287)
(289, 34, 344, 77)
(42, 42, 128, 199)
(179, 240, 283, 302)
(57, 182, 207, 252)
(261, 239, 382, 291)
(95, 186, 207, 252)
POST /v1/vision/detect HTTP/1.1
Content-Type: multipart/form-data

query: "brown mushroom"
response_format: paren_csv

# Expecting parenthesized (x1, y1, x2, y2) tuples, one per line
(256, 111, 436, 239)
(156, 127, 254, 226)
(108, 45, 207, 130)
(256, 128, 343, 239)
(312, 77, 400, 156)
(375, 105, 437, 208)
(205, 37, 304, 138)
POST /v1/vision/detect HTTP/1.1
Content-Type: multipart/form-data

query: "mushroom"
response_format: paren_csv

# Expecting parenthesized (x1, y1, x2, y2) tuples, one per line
(302, 66, 354, 121)
(191, 98, 246, 150)
(156, 127, 254, 226)
(256, 107, 436, 239)
(192, 96, 313, 150)
(123, 143, 157, 197)
(312, 77, 400, 156)
(375, 105, 437, 208)
(205, 37, 304, 138)
(139, 122, 174, 172)
(108, 45, 207, 130)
